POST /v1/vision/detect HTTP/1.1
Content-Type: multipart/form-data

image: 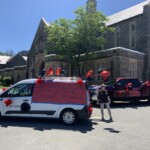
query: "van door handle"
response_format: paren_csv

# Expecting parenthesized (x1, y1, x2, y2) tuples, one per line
(23, 99, 29, 102)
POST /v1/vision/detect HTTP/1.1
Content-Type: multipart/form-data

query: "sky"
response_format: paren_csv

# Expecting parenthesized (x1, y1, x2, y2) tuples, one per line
(0, 0, 146, 54)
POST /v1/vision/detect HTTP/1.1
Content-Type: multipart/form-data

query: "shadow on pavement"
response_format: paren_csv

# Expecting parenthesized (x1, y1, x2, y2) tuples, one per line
(104, 128, 121, 133)
(0, 117, 95, 133)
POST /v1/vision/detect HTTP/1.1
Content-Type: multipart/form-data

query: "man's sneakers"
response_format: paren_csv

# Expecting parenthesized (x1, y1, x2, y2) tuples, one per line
(101, 117, 114, 122)
(109, 117, 113, 122)
(101, 118, 105, 121)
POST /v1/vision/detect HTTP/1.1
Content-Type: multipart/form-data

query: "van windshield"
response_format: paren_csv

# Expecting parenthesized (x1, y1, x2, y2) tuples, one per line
(1, 83, 34, 97)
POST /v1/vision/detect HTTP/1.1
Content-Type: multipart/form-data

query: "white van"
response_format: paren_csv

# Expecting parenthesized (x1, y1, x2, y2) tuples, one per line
(0, 77, 92, 125)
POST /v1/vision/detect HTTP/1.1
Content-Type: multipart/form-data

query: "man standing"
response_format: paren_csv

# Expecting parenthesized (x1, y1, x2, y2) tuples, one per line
(98, 84, 113, 122)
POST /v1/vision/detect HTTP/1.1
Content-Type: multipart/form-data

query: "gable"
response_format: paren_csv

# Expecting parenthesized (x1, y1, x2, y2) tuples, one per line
(6, 53, 26, 68)
(0, 55, 11, 65)
(106, 1, 148, 26)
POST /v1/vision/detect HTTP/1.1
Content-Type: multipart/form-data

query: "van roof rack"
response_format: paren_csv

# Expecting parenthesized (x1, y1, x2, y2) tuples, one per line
(41, 76, 81, 81)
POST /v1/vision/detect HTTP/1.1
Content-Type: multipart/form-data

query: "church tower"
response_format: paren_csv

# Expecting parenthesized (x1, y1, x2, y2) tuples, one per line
(86, 0, 97, 13)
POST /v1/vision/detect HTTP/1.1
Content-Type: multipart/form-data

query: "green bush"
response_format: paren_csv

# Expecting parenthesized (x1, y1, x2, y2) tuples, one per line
(2, 76, 13, 86)
(0, 76, 3, 84)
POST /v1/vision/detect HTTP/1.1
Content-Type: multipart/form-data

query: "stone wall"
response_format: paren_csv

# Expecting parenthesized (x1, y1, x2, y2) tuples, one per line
(78, 47, 145, 83)
(44, 47, 145, 83)
(0, 65, 26, 84)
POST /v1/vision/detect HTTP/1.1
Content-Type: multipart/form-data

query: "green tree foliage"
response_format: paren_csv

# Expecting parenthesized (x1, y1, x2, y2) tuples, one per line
(2, 76, 13, 86)
(0, 50, 14, 56)
(46, 6, 113, 76)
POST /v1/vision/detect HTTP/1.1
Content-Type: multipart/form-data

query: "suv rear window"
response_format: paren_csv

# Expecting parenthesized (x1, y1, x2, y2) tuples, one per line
(127, 79, 141, 88)
(105, 78, 142, 88)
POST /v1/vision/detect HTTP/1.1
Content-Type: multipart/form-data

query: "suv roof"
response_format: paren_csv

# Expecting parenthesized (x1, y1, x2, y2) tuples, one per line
(116, 77, 139, 81)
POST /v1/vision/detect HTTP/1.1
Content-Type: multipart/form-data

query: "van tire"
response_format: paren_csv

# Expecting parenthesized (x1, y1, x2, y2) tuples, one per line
(60, 109, 78, 125)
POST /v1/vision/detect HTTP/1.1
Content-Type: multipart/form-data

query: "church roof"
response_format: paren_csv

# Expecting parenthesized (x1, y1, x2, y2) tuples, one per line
(0, 55, 11, 64)
(22, 56, 27, 61)
(41, 18, 50, 26)
(106, 1, 149, 26)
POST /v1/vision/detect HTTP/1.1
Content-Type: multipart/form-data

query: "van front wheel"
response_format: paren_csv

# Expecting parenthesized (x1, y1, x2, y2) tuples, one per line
(60, 109, 78, 125)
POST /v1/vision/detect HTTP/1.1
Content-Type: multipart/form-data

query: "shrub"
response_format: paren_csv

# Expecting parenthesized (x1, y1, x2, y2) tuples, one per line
(0, 76, 3, 84)
(2, 76, 13, 86)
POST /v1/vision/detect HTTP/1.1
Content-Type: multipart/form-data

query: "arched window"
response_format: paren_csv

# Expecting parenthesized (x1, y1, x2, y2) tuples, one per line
(129, 22, 136, 49)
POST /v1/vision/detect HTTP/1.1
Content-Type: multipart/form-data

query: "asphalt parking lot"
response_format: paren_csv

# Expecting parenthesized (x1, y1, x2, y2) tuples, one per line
(0, 101, 150, 150)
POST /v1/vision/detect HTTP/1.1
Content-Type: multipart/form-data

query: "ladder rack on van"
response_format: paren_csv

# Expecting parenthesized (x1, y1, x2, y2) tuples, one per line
(41, 76, 81, 81)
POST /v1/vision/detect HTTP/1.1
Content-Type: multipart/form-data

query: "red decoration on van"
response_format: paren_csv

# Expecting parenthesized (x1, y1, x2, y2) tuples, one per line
(36, 78, 42, 84)
(46, 67, 54, 76)
(77, 79, 83, 85)
(4, 99, 12, 106)
(55, 67, 61, 76)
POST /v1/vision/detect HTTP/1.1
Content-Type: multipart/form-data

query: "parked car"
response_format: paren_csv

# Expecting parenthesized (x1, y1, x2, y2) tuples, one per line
(89, 78, 150, 104)
(89, 85, 100, 104)
(0, 77, 92, 125)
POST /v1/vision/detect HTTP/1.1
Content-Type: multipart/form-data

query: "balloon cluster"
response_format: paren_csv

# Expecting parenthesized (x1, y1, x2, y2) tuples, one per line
(39, 67, 67, 78)
(85, 68, 111, 82)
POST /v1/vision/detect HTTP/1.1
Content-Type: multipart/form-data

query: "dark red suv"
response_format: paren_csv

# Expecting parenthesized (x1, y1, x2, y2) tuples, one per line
(105, 78, 150, 103)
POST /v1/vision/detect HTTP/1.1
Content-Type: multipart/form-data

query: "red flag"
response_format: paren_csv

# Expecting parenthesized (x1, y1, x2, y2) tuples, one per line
(46, 67, 53, 76)
(55, 67, 61, 76)
(86, 70, 93, 78)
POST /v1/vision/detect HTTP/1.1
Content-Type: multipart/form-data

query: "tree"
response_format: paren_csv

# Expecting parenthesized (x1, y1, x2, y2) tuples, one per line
(0, 49, 14, 56)
(45, 6, 113, 77)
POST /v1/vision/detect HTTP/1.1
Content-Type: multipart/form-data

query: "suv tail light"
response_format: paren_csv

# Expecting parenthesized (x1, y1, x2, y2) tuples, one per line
(87, 103, 93, 115)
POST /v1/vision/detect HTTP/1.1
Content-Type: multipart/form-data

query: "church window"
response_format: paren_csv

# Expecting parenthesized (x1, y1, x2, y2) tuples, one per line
(114, 27, 120, 47)
(129, 61, 137, 77)
(129, 22, 136, 49)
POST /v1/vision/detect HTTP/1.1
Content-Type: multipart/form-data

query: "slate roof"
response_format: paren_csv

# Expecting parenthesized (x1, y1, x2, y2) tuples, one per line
(0, 55, 11, 64)
(106, 1, 149, 26)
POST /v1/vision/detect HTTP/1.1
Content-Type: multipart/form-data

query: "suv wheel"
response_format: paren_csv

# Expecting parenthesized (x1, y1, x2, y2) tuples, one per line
(60, 109, 78, 125)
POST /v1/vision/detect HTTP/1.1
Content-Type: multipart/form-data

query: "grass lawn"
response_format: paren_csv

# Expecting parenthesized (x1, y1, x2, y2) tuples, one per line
(0, 85, 8, 89)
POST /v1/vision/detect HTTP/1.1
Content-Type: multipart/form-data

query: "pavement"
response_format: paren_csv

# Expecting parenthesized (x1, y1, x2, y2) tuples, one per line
(0, 101, 149, 150)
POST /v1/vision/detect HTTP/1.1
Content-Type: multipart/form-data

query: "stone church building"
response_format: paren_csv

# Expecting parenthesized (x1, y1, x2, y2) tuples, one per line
(0, 0, 150, 83)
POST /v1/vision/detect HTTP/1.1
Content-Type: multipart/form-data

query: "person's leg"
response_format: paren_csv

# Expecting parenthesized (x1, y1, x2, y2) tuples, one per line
(100, 103, 105, 120)
(105, 102, 113, 120)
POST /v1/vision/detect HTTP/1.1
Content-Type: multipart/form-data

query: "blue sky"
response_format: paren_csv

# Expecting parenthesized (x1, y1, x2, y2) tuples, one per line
(0, 0, 145, 54)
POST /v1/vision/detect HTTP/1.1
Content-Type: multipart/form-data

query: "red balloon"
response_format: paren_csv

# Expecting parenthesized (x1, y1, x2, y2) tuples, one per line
(36, 78, 42, 84)
(100, 70, 110, 77)
(77, 79, 83, 85)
